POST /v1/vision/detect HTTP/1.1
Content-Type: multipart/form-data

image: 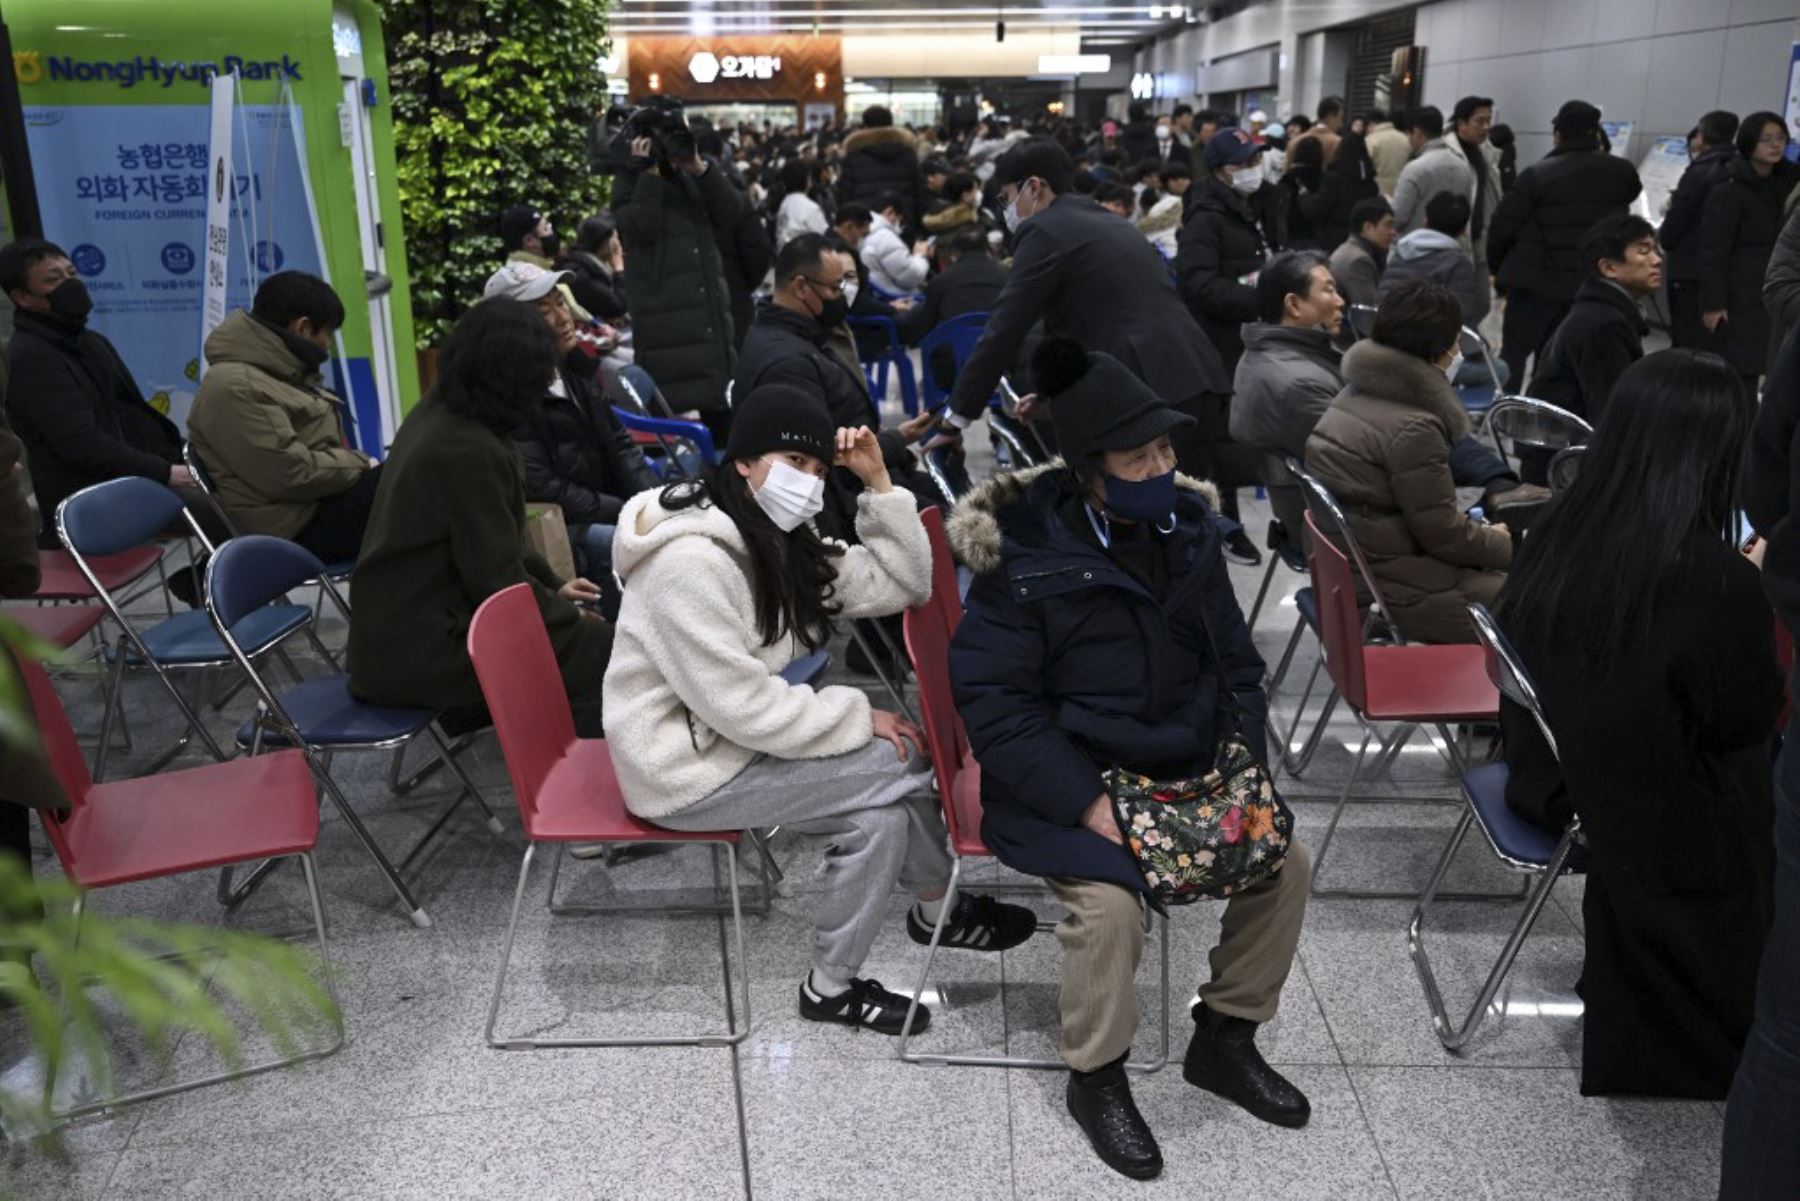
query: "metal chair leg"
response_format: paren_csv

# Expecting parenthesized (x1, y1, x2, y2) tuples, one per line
(1246, 555, 1280, 631)
(422, 724, 507, 836)
(848, 623, 916, 722)
(91, 637, 129, 782)
(1263, 612, 1308, 697)
(309, 762, 431, 927)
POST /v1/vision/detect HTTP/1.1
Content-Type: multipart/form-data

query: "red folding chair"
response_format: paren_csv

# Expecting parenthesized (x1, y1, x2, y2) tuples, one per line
(895, 537, 1171, 1071)
(30, 545, 164, 604)
(15, 652, 343, 1119)
(468, 583, 754, 1050)
(1301, 507, 1513, 899)
(918, 507, 963, 636)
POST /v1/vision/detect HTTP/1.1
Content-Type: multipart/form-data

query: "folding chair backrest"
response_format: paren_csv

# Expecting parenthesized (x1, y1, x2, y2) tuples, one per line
(207, 536, 329, 628)
(918, 311, 989, 407)
(902, 602, 974, 845)
(1304, 510, 1371, 712)
(58, 477, 187, 558)
(619, 364, 672, 419)
(612, 406, 719, 466)
(1547, 446, 1584, 495)
(1347, 304, 1379, 341)
(468, 583, 578, 824)
(182, 442, 241, 537)
(1287, 456, 1399, 640)
(920, 507, 963, 636)
(1486, 396, 1592, 452)
(12, 652, 92, 866)
(1467, 603, 1559, 761)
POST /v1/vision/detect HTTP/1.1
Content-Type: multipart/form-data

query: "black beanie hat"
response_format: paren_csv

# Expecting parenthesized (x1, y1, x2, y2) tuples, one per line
(1032, 336, 1193, 464)
(724, 384, 837, 463)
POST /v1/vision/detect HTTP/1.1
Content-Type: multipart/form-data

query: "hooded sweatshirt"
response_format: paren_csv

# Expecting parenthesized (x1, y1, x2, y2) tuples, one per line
(602, 484, 932, 818)
(1378, 228, 1488, 328)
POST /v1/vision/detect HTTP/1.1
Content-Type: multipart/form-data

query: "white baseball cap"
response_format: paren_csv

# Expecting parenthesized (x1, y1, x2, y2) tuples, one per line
(483, 261, 572, 302)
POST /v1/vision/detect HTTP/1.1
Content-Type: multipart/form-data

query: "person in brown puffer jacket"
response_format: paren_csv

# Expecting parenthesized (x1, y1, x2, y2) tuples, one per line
(1304, 280, 1511, 644)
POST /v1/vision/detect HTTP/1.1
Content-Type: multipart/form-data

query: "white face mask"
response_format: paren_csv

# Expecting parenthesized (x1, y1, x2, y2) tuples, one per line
(1444, 351, 1466, 382)
(841, 277, 859, 306)
(1229, 163, 1265, 194)
(752, 458, 826, 532)
(1004, 179, 1038, 233)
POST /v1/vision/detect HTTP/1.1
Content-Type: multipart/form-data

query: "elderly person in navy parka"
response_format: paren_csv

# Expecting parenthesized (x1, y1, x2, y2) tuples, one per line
(947, 336, 1312, 1184)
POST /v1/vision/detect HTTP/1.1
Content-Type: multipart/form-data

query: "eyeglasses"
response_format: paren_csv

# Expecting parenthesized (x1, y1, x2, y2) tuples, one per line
(800, 274, 846, 297)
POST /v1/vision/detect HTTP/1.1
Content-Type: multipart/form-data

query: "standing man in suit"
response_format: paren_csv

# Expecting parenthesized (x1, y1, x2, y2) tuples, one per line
(932, 138, 1233, 495)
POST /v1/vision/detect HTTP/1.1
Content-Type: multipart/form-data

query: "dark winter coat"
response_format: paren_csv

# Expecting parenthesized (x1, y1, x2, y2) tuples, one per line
(1661, 145, 1738, 283)
(1500, 532, 1780, 1098)
(1699, 157, 1800, 375)
(947, 193, 1231, 420)
(837, 126, 928, 224)
(1379, 230, 1489, 328)
(734, 302, 880, 432)
(612, 163, 747, 414)
(1487, 143, 1642, 301)
(560, 250, 629, 323)
(1304, 339, 1511, 643)
(717, 198, 775, 352)
(947, 465, 1267, 900)
(1176, 176, 1283, 374)
(1118, 118, 1160, 167)
(347, 393, 611, 712)
(5, 310, 181, 545)
(1296, 162, 1378, 255)
(1746, 324, 1800, 640)
(1763, 205, 1800, 330)
(0, 397, 38, 599)
(1527, 279, 1648, 424)
(514, 353, 659, 529)
(899, 251, 1009, 391)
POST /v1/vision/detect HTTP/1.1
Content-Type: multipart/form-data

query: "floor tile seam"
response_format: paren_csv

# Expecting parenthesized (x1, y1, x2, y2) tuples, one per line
(1341, 1062, 1406, 1201)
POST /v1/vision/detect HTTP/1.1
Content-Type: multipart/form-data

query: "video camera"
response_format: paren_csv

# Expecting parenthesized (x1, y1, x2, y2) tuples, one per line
(595, 95, 698, 175)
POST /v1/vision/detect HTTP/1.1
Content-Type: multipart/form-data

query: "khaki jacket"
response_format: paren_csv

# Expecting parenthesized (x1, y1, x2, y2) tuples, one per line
(187, 311, 367, 540)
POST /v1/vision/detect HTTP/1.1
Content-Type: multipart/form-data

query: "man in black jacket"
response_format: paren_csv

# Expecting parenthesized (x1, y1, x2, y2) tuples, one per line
(1661, 110, 1739, 348)
(837, 105, 927, 227)
(0, 238, 217, 550)
(1487, 100, 1642, 388)
(1528, 214, 1659, 428)
(935, 139, 1232, 495)
(900, 225, 1009, 392)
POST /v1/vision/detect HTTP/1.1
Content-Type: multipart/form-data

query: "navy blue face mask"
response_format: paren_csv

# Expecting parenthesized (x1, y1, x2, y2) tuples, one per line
(1104, 469, 1177, 524)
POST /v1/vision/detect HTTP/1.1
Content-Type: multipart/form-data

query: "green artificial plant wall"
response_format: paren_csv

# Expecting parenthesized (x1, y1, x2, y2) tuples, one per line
(379, 0, 611, 346)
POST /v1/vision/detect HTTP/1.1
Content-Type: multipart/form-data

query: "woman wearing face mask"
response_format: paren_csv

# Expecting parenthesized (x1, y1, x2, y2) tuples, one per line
(1173, 127, 1288, 566)
(949, 336, 1311, 1182)
(1304, 279, 1512, 644)
(603, 384, 1037, 1035)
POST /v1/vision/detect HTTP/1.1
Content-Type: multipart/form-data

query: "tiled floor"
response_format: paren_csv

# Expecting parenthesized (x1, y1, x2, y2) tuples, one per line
(0, 420, 1727, 1200)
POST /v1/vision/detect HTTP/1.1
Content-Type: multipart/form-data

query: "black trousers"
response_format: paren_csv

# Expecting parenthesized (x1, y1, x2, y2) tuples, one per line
(1170, 391, 1260, 520)
(295, 466, 383, 565)
(1668, 279, 1705, 349)
(1499, 289, 1571, 392)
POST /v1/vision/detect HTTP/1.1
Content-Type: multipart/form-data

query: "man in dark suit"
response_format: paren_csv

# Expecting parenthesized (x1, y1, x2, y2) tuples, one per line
(935, 138, 1232, 483)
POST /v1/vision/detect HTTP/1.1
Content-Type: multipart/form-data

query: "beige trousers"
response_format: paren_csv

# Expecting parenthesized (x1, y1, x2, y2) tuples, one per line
(1045, 840, 1311, 1072)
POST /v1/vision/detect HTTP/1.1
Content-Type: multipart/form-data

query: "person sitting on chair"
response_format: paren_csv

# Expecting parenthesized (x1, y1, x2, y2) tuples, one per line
(949, 336, 1312, 1182)
(603, 384, 1036, 1036)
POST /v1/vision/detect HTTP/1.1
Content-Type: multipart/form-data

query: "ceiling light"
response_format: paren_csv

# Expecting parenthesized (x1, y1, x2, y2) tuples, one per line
(1038, 54, 1111, 73)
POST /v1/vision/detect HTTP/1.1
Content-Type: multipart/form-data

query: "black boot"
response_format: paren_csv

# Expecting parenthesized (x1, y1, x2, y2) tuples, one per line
(1065, 1056, 1162, 1180)
(1182, 1003, 1310, 1128)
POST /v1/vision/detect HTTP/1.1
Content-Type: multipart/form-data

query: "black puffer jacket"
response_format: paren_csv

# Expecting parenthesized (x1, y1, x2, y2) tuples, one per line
(1175, 176, 1282, 374)
(560, 250, 629, 322)
(514, 353, 660, 528)
(717, 198, 774, 352)
(612, 161, 746, 414)
(1661, 145, 1738, 283)
(837, 126, 927, 223)
(1700, 156, 1800, 374)
(6, 310, 181, 545)
(1486, 141, 1642, 301)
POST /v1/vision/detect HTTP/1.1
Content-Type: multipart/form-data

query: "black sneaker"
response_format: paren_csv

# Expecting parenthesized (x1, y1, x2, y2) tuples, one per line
(1182, 1003, 1310, 1128)
(907, 893, 1036, 952)
(1067, 1057, 1163, 1180)
(798, 975, 928, 1036)
(1222, 528, 1263, 567)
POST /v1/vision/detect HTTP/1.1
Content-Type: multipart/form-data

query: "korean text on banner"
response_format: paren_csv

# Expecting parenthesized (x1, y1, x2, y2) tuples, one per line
(201, 70, 237, 371)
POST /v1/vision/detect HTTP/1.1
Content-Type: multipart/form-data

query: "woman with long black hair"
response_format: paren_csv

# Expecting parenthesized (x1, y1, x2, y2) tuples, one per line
(1498, 348, 1782, 1098)
(603, 384, 1035, 1035)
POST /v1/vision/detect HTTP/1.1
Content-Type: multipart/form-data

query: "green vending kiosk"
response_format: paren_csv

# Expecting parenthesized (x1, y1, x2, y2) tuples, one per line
(5, 0, 415, 452)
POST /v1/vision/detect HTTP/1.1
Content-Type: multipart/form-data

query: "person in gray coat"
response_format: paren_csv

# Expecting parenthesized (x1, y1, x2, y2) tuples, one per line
(1763, 196, 1800, 332)
(1379, 193, 1505, 390)
(1391, 108, 1474, 240)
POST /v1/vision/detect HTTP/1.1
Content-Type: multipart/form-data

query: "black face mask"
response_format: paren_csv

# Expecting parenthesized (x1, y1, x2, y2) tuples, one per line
(538, 235, 562, 260)
(816, 294, 849, 330)
(48, 277, 93, 321)
(287, 331, 331, 370)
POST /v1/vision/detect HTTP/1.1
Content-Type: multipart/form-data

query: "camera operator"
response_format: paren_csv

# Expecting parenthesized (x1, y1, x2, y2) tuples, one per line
(610, 101, 747, 440)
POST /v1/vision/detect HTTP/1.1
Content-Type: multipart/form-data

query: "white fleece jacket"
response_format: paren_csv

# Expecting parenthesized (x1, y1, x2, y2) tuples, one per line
(602, 485, 933, 819)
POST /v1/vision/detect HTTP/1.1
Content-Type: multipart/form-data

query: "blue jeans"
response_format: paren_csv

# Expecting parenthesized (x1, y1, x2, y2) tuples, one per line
(1720, 721, 1800, 1199)
(572, 522, 621, 620)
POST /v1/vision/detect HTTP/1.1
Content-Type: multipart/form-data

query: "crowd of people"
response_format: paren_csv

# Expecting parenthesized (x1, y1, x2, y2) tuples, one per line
(3, 87, 1800, 1197)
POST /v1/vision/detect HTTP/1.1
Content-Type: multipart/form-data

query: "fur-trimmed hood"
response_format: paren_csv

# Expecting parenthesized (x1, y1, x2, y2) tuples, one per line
(843, 125, 918, 158)
(1339, 338, 1470, 441)
(948, 461, 1221, 575)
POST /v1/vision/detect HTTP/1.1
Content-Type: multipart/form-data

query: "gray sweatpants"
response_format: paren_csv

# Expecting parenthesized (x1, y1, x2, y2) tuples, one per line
(656, 740, 951, 981)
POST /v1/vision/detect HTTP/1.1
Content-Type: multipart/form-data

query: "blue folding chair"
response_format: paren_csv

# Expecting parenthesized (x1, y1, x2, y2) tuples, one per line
(917, 311, 990, 411)
(1409, 603, 1589, 1051)
(57, 477, 323, 781)
(1455, 324, 1503, 427)
(848, 314, 920, 415)
(205, 536, 509, 928)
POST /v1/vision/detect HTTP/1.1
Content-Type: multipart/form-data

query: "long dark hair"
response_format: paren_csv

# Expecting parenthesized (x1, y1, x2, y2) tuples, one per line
(1497, 349, 1751, 669)
(660, 463, 846, 651)
(434, 298, 557, 434)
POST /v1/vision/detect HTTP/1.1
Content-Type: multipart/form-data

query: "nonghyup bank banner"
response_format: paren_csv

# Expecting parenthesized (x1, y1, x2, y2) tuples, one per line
(23, 100, 324, 429)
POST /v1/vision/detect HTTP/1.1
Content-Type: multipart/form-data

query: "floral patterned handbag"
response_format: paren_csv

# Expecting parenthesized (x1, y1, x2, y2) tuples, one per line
(1105, 608, 1294, 904)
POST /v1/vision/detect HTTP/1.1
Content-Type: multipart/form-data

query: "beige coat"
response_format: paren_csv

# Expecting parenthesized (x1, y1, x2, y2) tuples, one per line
(1304, 339, 1510, 644)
